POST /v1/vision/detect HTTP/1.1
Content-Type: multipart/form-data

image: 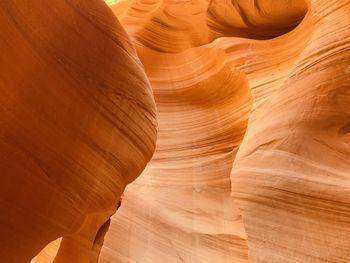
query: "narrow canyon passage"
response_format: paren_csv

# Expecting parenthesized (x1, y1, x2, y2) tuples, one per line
(0, 0, 349, 263)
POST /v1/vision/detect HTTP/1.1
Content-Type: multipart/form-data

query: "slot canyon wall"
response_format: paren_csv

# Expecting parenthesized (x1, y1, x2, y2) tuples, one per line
(0, 1, 156, 262)
(0, 0, 349, 262)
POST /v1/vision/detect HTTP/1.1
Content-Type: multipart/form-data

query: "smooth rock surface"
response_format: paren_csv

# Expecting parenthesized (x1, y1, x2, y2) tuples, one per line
(7, 0, 350, 262)
(102, 0, 349, 262)
(0, 1, 157, 262)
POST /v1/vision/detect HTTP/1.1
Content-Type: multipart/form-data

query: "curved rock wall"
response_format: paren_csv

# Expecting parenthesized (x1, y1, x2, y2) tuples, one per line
(101, 0, 349, 262)
(2, 0, 349, 262)
(231, 1, 350, 262)
(0, 1, 156, 262)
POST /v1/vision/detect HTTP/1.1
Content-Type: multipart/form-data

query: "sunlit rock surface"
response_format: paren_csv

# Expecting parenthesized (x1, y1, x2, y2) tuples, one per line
(1, 0, 349, 262)
(0, 1, 156, 262)
(101, 0, 349, 262)
(230, 1, 350, 262)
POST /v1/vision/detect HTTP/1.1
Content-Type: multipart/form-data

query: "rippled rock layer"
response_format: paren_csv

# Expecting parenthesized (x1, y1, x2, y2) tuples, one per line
(0, 0, 349, 262)
(0, 1, 156, 262)
(102, 0, 350, 262)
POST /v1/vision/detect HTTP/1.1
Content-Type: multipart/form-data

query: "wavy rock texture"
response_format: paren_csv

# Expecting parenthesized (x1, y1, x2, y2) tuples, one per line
(0, 1, 157, 263)
(98, 50, 252, 262)
(99, 0, 348, 262)
(4, 0, 349, 262)
(231, 1, 350, 262)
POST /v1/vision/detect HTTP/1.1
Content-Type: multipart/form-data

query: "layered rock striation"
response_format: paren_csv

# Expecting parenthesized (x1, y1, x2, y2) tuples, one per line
(1, 0, 349, 262)
(0, 1, 156, 262)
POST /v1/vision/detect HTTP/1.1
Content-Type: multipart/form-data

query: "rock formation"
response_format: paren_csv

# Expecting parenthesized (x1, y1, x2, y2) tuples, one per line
(0, 1, 156, 262)
(1, 0, 349, 262)
(100, 0, 349, 262)
(231, 1, 350, 262)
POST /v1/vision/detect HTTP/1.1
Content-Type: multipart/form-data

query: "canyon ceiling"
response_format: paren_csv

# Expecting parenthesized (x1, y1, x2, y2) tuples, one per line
(0, 0, 349, 262)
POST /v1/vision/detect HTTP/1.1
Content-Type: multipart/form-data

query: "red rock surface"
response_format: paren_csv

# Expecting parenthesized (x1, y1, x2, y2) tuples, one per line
(0, 1, 156, 262)
(1, 0, 349, 262)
